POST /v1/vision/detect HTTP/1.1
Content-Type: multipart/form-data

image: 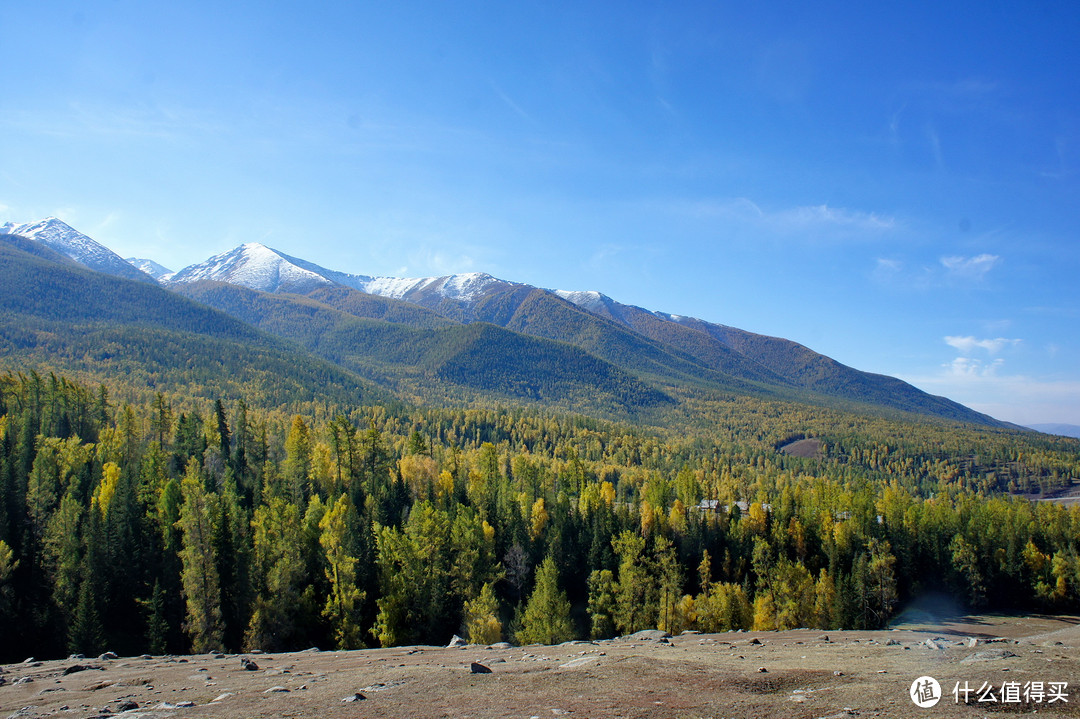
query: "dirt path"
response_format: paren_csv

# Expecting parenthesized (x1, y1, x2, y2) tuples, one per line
(3, 616, 1078, 719)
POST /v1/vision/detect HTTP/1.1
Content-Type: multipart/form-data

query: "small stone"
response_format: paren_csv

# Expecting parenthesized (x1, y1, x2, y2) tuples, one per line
(470, 662, 492, 674)
(116, 700, 139, 711)
(758, 666, 768, 673)
(833, 670, 843, 676)
(241, 657, 259, 671)
(341, 693, 367, 702)
(818, 635, 830, 642)
(264, 686, 289, 693)
(99, 652, 119, 661)
(22, 657, 35, 663)
(748, 637, 762, 645)
(15, 676, 34, 684)
(175, 701, 196, 708)
(211, 693, 234, 702)
(448, 635, 467, 648)
(139, 655, 153, 660)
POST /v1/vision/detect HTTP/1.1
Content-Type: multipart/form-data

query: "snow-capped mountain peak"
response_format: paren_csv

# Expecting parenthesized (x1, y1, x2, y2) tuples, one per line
(167, 242, 337, 294)
(358, 271, 507, 303)
(126, 257, 174, 281)
(553, 289, 610, 313)
(1, 217, 155, 283)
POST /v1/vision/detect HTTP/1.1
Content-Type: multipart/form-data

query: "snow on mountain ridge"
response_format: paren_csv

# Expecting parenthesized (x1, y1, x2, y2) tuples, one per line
(126, 257, 174, 280)
(553, 289, 608, 313)
(167, 241, 516, 305)
(2, 217, 154, 283)
(167, 242, 335, 294)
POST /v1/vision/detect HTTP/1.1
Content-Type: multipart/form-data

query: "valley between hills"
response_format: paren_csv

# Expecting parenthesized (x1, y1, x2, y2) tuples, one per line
(0, 219, 1078, 718)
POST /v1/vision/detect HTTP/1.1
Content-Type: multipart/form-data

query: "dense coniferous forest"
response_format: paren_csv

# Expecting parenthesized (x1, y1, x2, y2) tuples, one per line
(1, 370, 1078, 662)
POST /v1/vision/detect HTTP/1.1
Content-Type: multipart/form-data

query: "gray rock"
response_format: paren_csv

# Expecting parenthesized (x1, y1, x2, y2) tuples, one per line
(558, 656, 601, 670)
(240, 657, 259, 671)
(264, 686, 290, 693)
(488, 642, 513, 650)
(341, 693, 367, 702)
(470, 662, 492, 674)
(448, 635, 467, 648)
(960, 648, 1018, 663)
(626, 630, 672, 641)
(748, 637, 762, 645)
(99, 652, 118, 661)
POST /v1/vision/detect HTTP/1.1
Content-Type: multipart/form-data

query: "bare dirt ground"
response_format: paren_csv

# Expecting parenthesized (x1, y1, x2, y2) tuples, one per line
(3, 613, 1078, 719)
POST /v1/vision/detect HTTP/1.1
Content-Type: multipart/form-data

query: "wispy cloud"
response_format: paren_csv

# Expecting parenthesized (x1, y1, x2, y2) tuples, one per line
(944, 335, 1021, 354)
(943, 356, 1005, 378)
(902, 368, 1080, 425)
(681, 198, 896, 238)
(940, 253, 999, 279)
(772, 204, 896, 231)
(2, 101, 220, 143)
(490, 82, 535, 124)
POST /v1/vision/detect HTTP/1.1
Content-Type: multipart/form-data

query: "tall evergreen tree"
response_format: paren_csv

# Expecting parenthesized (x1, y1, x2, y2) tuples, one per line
(516, 555, 574, 645)
(177, 461, 224, 653)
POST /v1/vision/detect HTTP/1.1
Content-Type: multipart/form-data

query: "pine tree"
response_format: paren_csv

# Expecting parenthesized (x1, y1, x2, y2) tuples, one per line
(463, 582, 502, 645)
(320, 494, 365, 649)
(177, 461, 224, 653)
(282, 416, 312, 506)
(587, 569, 617, 639)
(246, 497, 306, 651)
(69, 568, 104, 655)
(516, 556, 573, 645)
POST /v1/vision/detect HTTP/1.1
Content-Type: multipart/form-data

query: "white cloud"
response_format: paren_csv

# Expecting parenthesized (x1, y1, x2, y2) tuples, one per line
(944, 335, 1021, 355)
(772, 204, 896, 231)
(942, 356, 1005, 378)
(902, 368, 1080, 425)
(940, 253, 999, 279)
(683, 198, 896, 237)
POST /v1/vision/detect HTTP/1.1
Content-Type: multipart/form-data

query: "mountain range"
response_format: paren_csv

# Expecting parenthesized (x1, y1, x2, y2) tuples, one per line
(0, 217, 1005, 426)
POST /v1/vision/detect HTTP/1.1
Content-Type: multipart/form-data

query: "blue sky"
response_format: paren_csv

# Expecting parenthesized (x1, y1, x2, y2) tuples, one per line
(1, 1, 1078, 425)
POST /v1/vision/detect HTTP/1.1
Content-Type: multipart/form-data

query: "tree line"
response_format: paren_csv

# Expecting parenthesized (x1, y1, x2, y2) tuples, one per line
(1, 371, 1078, 661)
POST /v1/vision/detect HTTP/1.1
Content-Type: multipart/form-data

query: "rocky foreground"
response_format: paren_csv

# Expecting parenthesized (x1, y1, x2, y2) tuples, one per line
(2, 615, 1078, 719)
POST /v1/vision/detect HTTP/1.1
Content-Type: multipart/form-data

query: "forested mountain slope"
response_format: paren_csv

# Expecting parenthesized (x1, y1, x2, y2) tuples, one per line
(0, 235, 380, 407)
(158, 238, 1003, 427)
(173, 280, 671, 414)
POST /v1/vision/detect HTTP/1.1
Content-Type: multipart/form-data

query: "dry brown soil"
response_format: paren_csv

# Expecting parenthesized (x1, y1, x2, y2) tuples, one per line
(2, 613, 1078, 719)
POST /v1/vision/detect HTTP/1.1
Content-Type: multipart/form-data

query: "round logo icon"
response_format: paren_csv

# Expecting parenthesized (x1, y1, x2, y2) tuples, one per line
(910, 676, 942, 708)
